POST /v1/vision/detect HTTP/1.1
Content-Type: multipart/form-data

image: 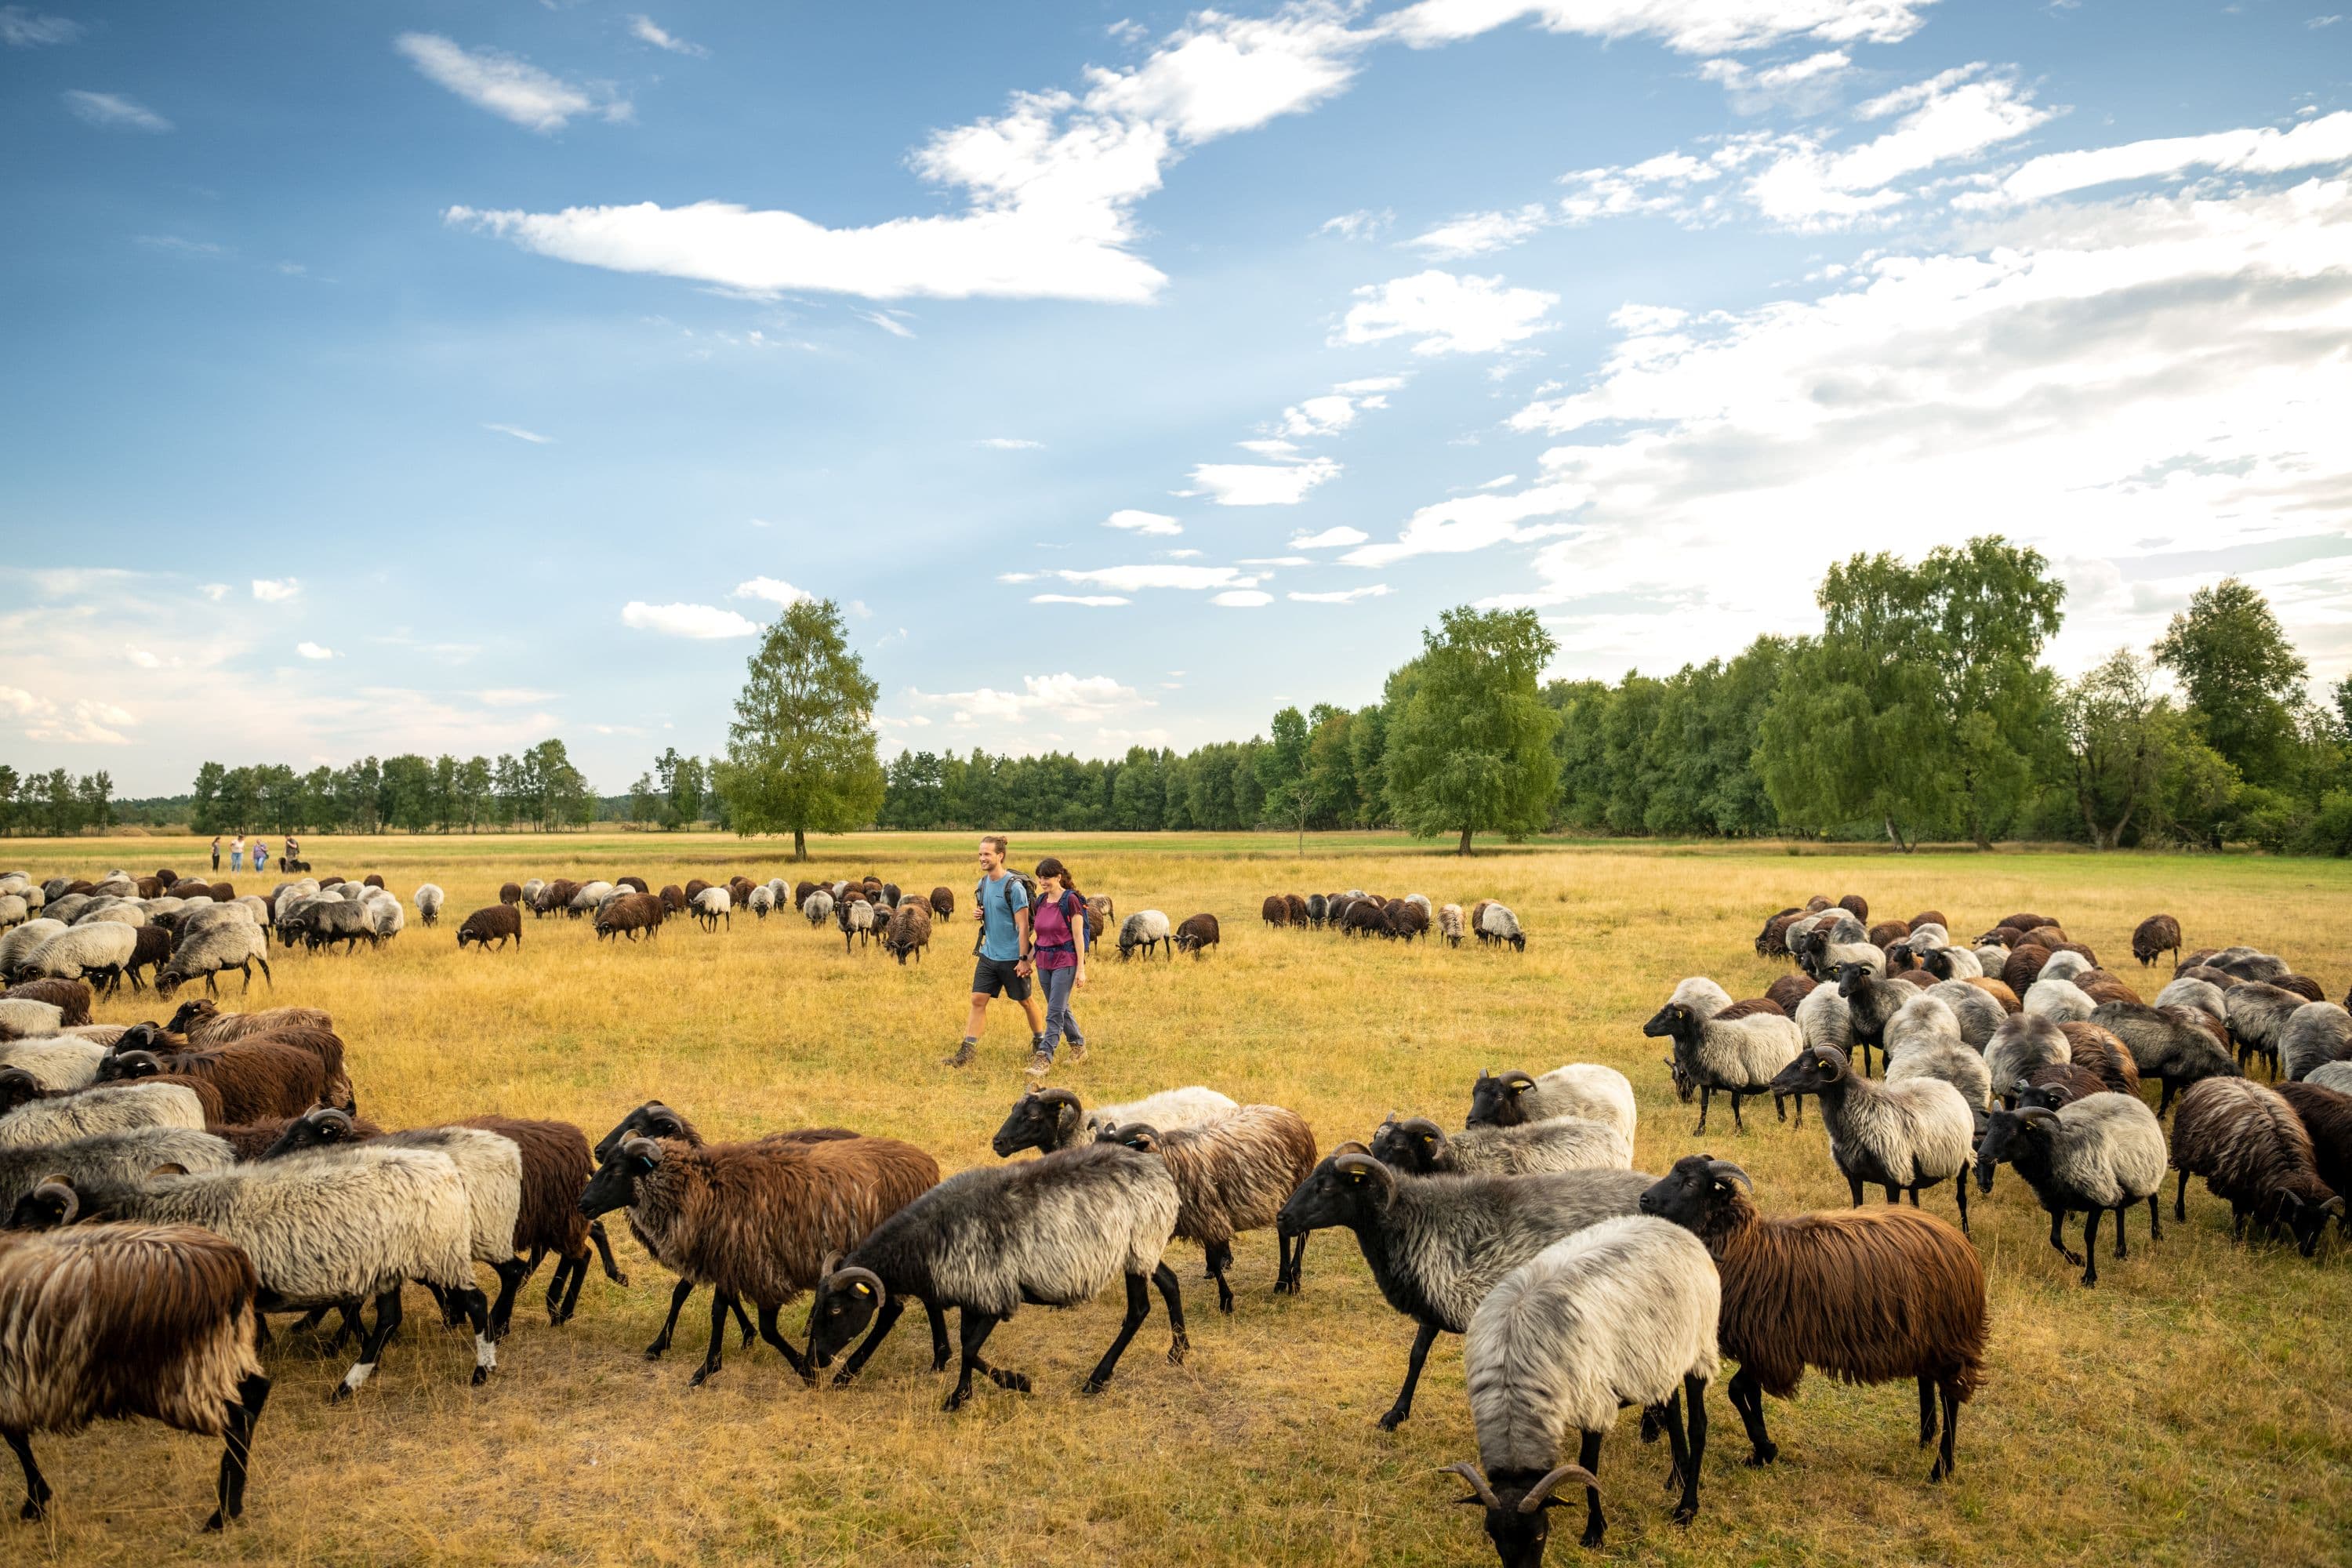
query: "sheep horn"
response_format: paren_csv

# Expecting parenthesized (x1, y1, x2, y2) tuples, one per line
(2017, 1107, 2063, 1130)
(1328, 1140, 1371, 1159)
(1443, 1462, 1499, 1509)
(1517, 1463, 1599, 1512)
(1704, 1160, 1753, 1190)
(308, 1106, 355, 1134)
(827, 1265, 887, 1308)
(618, 1135, 664, 1163)
(31, 1178, 77, 1226)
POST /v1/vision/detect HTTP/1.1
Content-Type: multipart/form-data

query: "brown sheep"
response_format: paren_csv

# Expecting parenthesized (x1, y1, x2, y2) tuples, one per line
(1868, 920, 1911, 951)
(2075, 971, 2143, 1008)
(883, 902, 933, 965)
(1965, 977, 2022, 1014)
(1083, 895, 1114, 953)
(209, 1112, 388, 1161)
(124, 924, 172, 989)
(659, 884, 686, 914)
(2002, 945, 2055, 993)
(927, 886, 954, 919)
(1261, 895, 1289, 928)
(1384, 902, 1430, 942)
(2177, 964, 2238, 991)
(1098, 1105, 1318, 1312)
(1174, 913, 1220, 956)
(1284, 893, 1308, 925)
(2056, 1022, 2141, 1098)
(683, 879, 710, 903)
(2272, 973, 2326, 1004)
(4, 979, 92, 1028)
(2273, 1083, 2352, 1240)
(1909, 910, 1948, 933)
(615, 876, 648, 895)
(99, 1042, 325, 1125)
(2020, 1062, 2111, 1108)
(456, 905, 523, 952)
(594, 892, 665, 942)
(794, 880, 821, 909)
(154, 869, 180, 889)
(130, 1016, 354, 1115)
(1895, 970, 1939, 990)
(166, 1001, 335, 1046)
(1998, 912, 2058, 933)
(1755, 907, 1805, 959)
(1765, 974, 1817, 1013)
(2170, 1078, 2342, 1252)
(2131, 915, 2182, 968)
(728, 876, 756, 906)
(1717, 997, 1788, 1020)
(499, 882, 522, 906)
(1837, 894, 1870, 922)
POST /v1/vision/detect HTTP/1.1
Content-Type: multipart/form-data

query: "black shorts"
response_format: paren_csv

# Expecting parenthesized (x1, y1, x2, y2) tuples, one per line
(971, 955, 1032, 1001)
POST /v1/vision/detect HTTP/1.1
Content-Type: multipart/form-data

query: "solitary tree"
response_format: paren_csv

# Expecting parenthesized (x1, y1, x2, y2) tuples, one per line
(1257, 706, 1321, 853)
(1381, 606, 1561, 855)
(2153, 577, 2309, 789)
(713, 597, 884, 859)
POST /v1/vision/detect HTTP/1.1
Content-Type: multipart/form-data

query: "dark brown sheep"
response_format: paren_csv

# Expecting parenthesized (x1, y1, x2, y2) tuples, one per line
(2002, 945, 2054, 993)
(2056, 1022, 2141, 1098)
(209, 1112, 388, 1161)
(927, 885, 954, 918)
(594, 892, 666, 942)
(1099, 1105, 1318, 1312)
(728, 876, 756, 906)
(1283, 893, 1308, 925)
(683, 879, 711, 903)
(4, 978, 92, 1027)
(1965, 977, 2021, 1014)
(1868, 920, 1911, 950)
(1174, 913, 1221, 956)
(2273, 1083, 2352, 1239)
(2019, 1062, 2110, 1108)
(2169, 1078, 2341, 1252)
(166, 1001, 335, 1045)
(616, 876, 649, 895)
(1895, 969, 1940, 990)
(125, 1017, 354, 1115)
(2179, 947, 2220, 972)
(1342, 901, 1387, 938)
(456, 904, 523, 952)
(2271, 973, 2326, 1003)
(1639, 1156, 1985, 1483)
(2131, 915, 2182, 968)
(452, 1115, 628, 1329)
(1837, 894, 1869, 921)
(499, 882, 522, 906)
(794, 880, 820, 909)
(659, 884, 686, 914)
(99, 1042, 325, 1125)
(1755, 907, 1804, 959)
(154, 869, 180, 888)
(1261, 895, 1289, 928)
(361, 874, 383, 890)
(2177, 964, 2239, 991)
(1384, 902, 1430, 942)
(2075, 971, 2143, 1008)
(882, 902, 932, 965)
(1998, 912, 2057, 933)
(1716, 997, 1788, 1021)
(1765, 973, 1817, 1013)
(1908, 910, 1948, 933)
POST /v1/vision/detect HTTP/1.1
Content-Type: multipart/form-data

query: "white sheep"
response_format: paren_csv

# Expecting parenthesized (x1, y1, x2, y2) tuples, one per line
(413, 884, 445, 927)
(0, 1082, 209, 1149)
(24, 923, 138, 993)
(0, 1037, 107, 1092)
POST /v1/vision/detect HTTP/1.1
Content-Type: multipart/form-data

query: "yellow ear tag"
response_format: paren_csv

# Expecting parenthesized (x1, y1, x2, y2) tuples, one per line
(852, 1281, 871, 1296)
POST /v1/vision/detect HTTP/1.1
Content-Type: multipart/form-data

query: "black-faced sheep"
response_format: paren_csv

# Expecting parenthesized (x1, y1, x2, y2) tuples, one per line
(883, 902, 933, 965)
(2169, 1078, 2341, 1254)
(1118, 910, 1172, 960)
(594, 892, 665, 942)
(1976, 1094, 2168, 1286)
(1644, 996, 1802, 1135)
(2131, 914, 2183, 968)
(1372, 1112, 1632, 1178)
(2273, 1081, 2352, 1240)
(1096, 1103, 1317, 1310)
(1467, 1065, 1638, 1144)
(1773, 1046, 1974, 1229)
(456, 905, 523, 952)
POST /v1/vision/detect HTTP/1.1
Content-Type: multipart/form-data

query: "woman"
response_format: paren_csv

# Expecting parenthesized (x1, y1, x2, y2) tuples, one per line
(251, 839, 268, 876)
(1023, 856, 1089, 1079)
(229, 833, 245, 873)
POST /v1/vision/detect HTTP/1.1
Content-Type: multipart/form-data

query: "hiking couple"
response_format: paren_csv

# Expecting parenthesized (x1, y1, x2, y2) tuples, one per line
(944, 834, 1087, 1080)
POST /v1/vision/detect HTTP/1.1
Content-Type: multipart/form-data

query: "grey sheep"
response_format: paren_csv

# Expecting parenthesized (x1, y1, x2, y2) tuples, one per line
(1976, 1093, 2168, 1286)
(0, 1125, 235, 1213)
(1774, 1046, 1975, 1230)
(1465, 1064, 1638, 1144)
(991, 1086, 1238, 1156)
(0, 999, 64, 1040)
(155, 920, 274, 998)
(2223, 981, 2304, 1078)
(0, 1036, 105, 1091)
(1884, 996, 1994, 1111)
(2307, 1061, 2352, 1096)
(1986, 1014, 2071, 1095)
(1476, 902, 1526, 952)
(2154, 975, 2229, 1022)
(1373, 1112, 1632, 1177)
(1118, 909, 1172, 960)
(1275, 1149, 1653, 1430)
(1795, 982, 1854, 1057)
(2024, 975, 2097, 1025)
(801, 889, 836, 927)
(23, 923, 138, 994)
(1097, 1105, 1319, 1311)
(2282, 1001, 2352, 1083)
(0, 1080, 208, 1149)
(1923, 979, 2005, 1050)
(2091, 1001, 2240, 1114)
(412, 884, 445, 926)
(1643, 996, 1803, 1135)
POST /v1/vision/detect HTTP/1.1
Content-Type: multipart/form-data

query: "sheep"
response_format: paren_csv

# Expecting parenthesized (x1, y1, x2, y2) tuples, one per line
(990, 1087, 1239, 1165)
(808, 1142, 1182, 1410)
(1811, 935, 1884, 984)
(1341, 900, 1388, 939)
(1432, 902, 1466, 947)
(0, 1037, 106, 1092)
(2155, 975, 2229, 1022)
(1119, 909, 1172, 960)
(2092, 1001, 2241, 1113)
(209, 1112, 387, 1161)
(2022, 974, 2096, 1026)
(1986, 1013, 2071, 1095)
(0, 1000, 64, 1042)
(2, 920, 68, 975)
(595, 891, 666, 942)
(495, 881, 521, 908)
(0, 1126, 235, 1214)
(2169, 1078, 2342, 1254)
(456, 905, 523, 952)
(2, 979, 89, 1028)
(0, 1080, 207, 1148)
(839, 896, 876, 951)
(1260, 895, 1288, 928)
(1917, 944, 1985, 984)
(1276, 1149, 1654, 1429)
(579, 1130, 942, 1387)
(1869, 920, 1912, 952)
(1765, 974, 1817, 1014)
(299, 899, 379, 954)
(883, 902, 933, 965)
(1172, 913, 1221, 956)
(1477, 902, 1526, 952)
(1449, 1216, 1719, 1559)
(2273, 1082, 2352, 1240)
(412, 884, 445, 928)
(1976, 1093, 2170, 1286)
(2056, 1022, 2143, 1098)
(1384, 901, 1431, 942)
(1096, 1105, 1317, 1310)
(2271, 972, 2327, 1003)
(566, 881, 615, 919)
(98, 1042, 325, 1126)
(155, 921, 274, 999)
(1884, 997, 1993, 1110)
(2308, 1061, 2352, 1096)
(1466, 1063, 1639, 1145)
(2123, 913, 2182, 968)
(358, 889, 405, 942)
(1373, 1112, 1632, 1178)
(1916, 980, 2002, 1051)
(0, 1213, 271, 1529)
(1638, 1156, 1984, 1482)
(2208, 946, 2289, 984)
(800, 888, 836, 927)
(1774, 1046, 1975, 1229)
(1793, 981, 1853, 1062)
(2283, 1001, 2352, 1083)
(1831, 960, 1920, 1076)
(0, 897, 24, 932)
(1643, 997, 1803, 1135)
(22, 922, 137, 996)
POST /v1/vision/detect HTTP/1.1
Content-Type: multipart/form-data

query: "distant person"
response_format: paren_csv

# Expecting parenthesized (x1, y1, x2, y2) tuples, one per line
(284, 834, 299, 866)
(209, 836, 221, 872)
(229, 833, 245, 872)
(252, 840, 268, 876)
(945, 833, 1044, 1069)
(1024, 856, 1088, 1079)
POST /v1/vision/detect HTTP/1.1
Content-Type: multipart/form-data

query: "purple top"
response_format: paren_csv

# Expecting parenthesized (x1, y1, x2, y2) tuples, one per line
(1030, 892, 1083, 971)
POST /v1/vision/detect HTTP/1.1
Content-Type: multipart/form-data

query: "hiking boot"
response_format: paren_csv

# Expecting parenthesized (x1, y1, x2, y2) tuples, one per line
(1024, 1047, 1054, 1080)
(1065, 1036, 1090, 1065)
(942, 1039, 977, 1069)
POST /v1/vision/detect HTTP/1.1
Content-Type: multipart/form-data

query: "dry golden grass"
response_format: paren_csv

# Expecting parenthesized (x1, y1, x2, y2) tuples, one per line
(4, 831, 2350, 1567)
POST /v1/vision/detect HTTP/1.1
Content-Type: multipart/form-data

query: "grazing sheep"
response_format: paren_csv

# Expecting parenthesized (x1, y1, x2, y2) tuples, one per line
(295, 900, 379, 955)
(1638, 1156, 1984, 1481)
(2207, 946, 2289, 984)
(2169, 1078, 2342, 1254)
(2130, 914, 2183, 968)
(927, 886, 955, 920)
(0, 1000, 64, 1041)
(2056, 1022, 2143, 1099)
(808, 1142, 1184, 1410)
(1173, 913, 1220, 956)
(883, 902, 934, 965)
(595, 892, 666, 942)
(1919, 945, 1985, 983)
(1436, 903, 1465, 947)
(2092, 1002, 2241, 1113)
(1884, 997, 1993, 1111)
(747, 885, 775, 920)
(98, 1042, 325, 1125)
(579, 1131, 943, 1387)
(1118, 910, 1172, 960)
(4, 979, 90, 1028)
(2283, 1002, 2352, 1083)
(1644, 998, 1803, 1135)
(0, 1038, 106, 1093)
(1467, 1065, 1639, 1145)
(1477, 902, 1526, 952)
(1097, 1105, 1318, 1310)
(0, 1214, 270, 1530)
(411, 884, 445, 928)
(154, 921, 274, 999)
(1276, 1149, 1653, 1430)
(0, 1080, 208, 1149)
(2024, 975, 2097, 1025)
(1833, 961, 1921, 1076)
(691, 887, 735, 932)
(1373, 1113, 1632, 1178)
(1450, 1216, 1719, 1558)
(2270, 972, 2326, 1003)
(802, 889, 836, 927)
(0, 920, 66, 982)
(1261, 895, 1289, 929)
(1775, 1047, 1974, 1229)
(456, 905, 523, 952)
(2273, 1083, 2352, 1240)
(23, 923, 138, 996)
(1917, 981, 2002, 1051)
(2155, 975, 2229, 1022)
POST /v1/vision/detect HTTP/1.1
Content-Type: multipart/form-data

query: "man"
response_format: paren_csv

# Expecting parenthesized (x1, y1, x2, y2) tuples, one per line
(945, 833, 1045, 1069)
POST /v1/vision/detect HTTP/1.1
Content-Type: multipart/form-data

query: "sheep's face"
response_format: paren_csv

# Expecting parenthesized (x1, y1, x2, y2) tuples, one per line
(807, 1270, 883, 1366)
(578, 1142, 659, 1219)
(1638, 1155, 1746, 1238)
(1833, 963, 1876, 998)
(1369, 1117, 1444, 1174)
(1277, 1152, 1390, 1236)
(1468, 1475, 1555, 1568)
(96, 1049, 165, 1084)
(991, 1092, 1075, 1158)
(165, 999, 214, 1034)
(262, 1109, 361, 1160)
(1770, 1047, 1845, 1098)
(2268, 1192, 2343, 1258)
(5, 1184, 79, 1231)
(2013, 1081, 2075, 1112)
(1466, 1070, 1538, 1127)
(594, 1102, 691, 1163)
(1973, 1109, 2045, 1190)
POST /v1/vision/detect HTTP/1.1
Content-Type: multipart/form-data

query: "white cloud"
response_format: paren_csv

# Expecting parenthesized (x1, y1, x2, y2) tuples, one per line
(133, 234, 227, 258)
(123, 645, 162, 669)
(1383, 0, 1932, 53)
(1031, 593, 1131, 606)
(855, 308, 916, 337)
(484, 423, 555, 444)
(198, 583, 229, 601)
(394, 33, 629, 133)
(1288, 585, 1392, 602)
(296, 642, 336, 660)
(1338, 270, 1557, 354)
(976, 436, 1046, 448)
(1478, 474, 1519, 488)
(629, 15, 708, 56)
(1343, 482, 1588, 566)
(1105, 508, 1182, 535)
(906, 671, 1151, 723)
(1746, 65, 2053, 225)
(1237, 438, 1301, 456)
(1407, 203, 1557, 258)
(5, 687, 136, 746)
(1162, 548, 1204, 559)
(1212, 589, 1275, 606)
(733, 576, 812, 607)
(1236, 556, 1311, 566)
(1975, 109, 2352, 205)
(1052, 564, 1262, 592)
(251, 578, 299, 602)
(1320, 207, 1393, 240)
(63, 90, 170, 132)
(1291, 525, 1368, 547)
(2, 8, 81, 46)
(1189, 456, 1341, 505)
(1699, 49, 1851, 115)
(1279, 394, 1359, 436)
(1334, 375, 1406, 394)
(621, 601, 762, 638)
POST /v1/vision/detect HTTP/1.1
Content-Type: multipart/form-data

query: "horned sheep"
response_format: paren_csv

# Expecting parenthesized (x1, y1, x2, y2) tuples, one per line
(0, 1079, 208, 1148)
(1466, 1064, 1639, 1144)
(1643, 994, 1803, 1135)
(2169, 1078, 2341, 1255)
(1373, 1112, 1632, 1178)
(1098, 1103, 1318, 1310)
(1977, 1093, 2168, 1286)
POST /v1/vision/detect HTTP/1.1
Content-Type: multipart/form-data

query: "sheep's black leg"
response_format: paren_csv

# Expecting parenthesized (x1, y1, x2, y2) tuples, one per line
(2174, 1170, 2190, 1222)
(1661, 1388, 1697, 1524)
(1729, 1367, 1776, 1465)
(1917, 1376, 1937, 1447)
(1207, 1243, 1235, 1314)
(922, 1298, 951, 1370)
(1932, 1378, 1962, 1482)
(7, 1430, 49, 1521)
(332, 1287, 403, 1403)
(2149, 1193, 2163, 1243)
(830, 1297, 905, 1385)
(2079, 1208, 2103, 1287)
(2112, 1204, 2131, 1261)
(1730, 1091, 1748, 1134)
(732, 1295, 756, 1347)
(648, 1279, 691, 1354)
(1153, 1261, 1189, 1364)
(946, 1309, 1004, 1410)
(453, 1286, 496, 1384)
(1693, 1086, 1711, 1137)
(1379, 1320, 1442, 1431)
(205, 1370, 270, 1530)
(2158, 1081, 2176, 1117)
(1846, 1172, 1864, 1208)
(691, 1290, 733, 1386)
(1681, 1373, 1708, 1519)
(588, 1220, 626, 1284)
(756, 1302, 815, 1385)
(1083, 1270, 1154, 1395)
(2047, 1208, 2084, 1267)
(1278, 1230, 1308, 1294)
(1577, 1428, 1607, 1548)
(1885, 1183, 1900, 1204)
(1955, 1167, 1971, 1234)
(488, 1256, 532, 1340)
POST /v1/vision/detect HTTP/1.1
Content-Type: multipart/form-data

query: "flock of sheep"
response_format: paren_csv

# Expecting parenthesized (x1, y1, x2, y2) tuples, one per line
(1261, 889, 1526, 949)
(1, 864, 2347, 1564)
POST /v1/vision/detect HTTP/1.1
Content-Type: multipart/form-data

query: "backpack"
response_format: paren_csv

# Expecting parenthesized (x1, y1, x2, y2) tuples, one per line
(971, 871, 1038, 957)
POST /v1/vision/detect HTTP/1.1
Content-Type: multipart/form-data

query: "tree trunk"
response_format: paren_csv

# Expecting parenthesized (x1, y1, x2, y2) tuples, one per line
(1882, 816, 1915, 854)
(793, 828, 807, 862)
(1457, 826, 1473, 856)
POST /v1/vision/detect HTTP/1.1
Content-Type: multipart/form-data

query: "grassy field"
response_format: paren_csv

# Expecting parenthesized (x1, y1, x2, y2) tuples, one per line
(3, 830, 2348, 1567)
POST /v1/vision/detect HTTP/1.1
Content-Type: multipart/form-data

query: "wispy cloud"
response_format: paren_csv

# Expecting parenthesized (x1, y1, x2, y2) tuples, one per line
(1031, 593, 1131, 606)
(484, 423, 556, 444)
(2, 7, 81, 47)
(1188, 456, 1341, 506)
(629, 15, 709, 56)
(975, 437, 1045, 449)
(1290, 525, 1368, 548)
(1288, 585, 1392, 603)
(1105, 509, 1181, 535)
(296, 642, 336, 660)
(1319, 208, 1392, 241)
(64, 90, 172, 132)
(394, 33, 630, 133)
(1338, 270, 1556, 354)
(621, 601, 762, 638)
(855, 308, 916, 337)
(732, 576, 811, 607)
(133, 234, 228, 258)
(251, 578, 299, 603)
(1212, 590, 1274, 607)
(904, 672, 1151, 724)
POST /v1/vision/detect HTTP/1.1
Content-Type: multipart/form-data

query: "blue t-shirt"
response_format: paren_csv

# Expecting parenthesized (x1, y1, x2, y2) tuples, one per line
(977, 873, 1029, 962)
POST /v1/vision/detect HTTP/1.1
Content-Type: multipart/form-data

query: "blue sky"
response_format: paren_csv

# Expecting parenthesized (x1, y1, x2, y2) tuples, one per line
(3, 1, 2349, 794)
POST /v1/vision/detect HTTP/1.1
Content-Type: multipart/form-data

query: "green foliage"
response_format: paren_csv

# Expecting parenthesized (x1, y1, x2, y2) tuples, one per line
(713, 598, 884, 858)
(1381, 606, 1560, 854)
(2154, 577, 2309, 789)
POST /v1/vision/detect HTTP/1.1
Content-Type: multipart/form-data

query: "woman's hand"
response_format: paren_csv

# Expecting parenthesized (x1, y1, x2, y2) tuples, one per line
(1073, 967, 1087, 991)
